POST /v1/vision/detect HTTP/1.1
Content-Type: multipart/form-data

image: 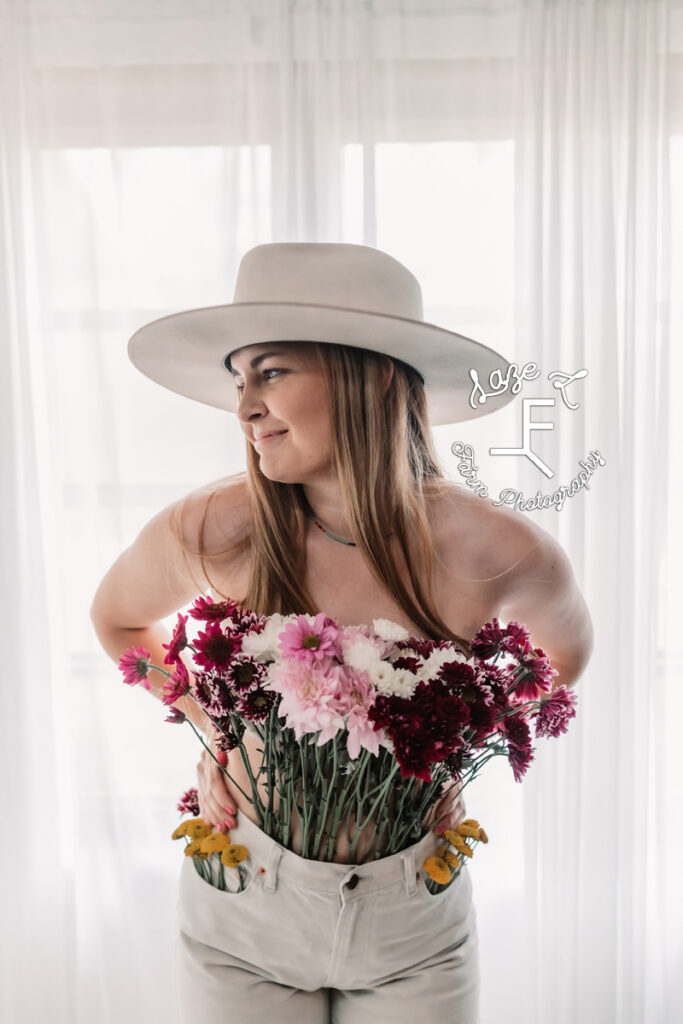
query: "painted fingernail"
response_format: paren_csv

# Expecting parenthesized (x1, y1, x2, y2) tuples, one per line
(225, 805, 237, 814)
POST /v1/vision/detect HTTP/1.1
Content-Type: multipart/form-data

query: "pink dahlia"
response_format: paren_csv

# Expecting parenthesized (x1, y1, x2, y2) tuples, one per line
(535, 685, 577, 738)
(278, 613, 340, 664)
(336, 666, 380, 759)
(163, 612, 189, 665)
(268, 659, 345, 742)
(118, 646, 153, 690)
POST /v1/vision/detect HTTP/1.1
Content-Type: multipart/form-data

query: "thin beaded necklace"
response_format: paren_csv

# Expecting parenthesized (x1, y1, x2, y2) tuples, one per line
(307, 509, 393, 546)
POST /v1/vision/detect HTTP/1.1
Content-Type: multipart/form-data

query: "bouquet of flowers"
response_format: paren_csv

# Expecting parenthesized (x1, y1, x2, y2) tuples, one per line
(119, 596, 577, 891)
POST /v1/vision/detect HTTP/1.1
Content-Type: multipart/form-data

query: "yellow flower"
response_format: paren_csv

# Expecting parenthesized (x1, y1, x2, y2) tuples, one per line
(455, 822, 482, 839)
(459, 818, 481, 830)
(200, 832, 231, 854)
(221, 844, 249, 868)
(184, 839, 203, 857)
(423, 856, 452, 885)
(448, 833, 474, 857)
(172, 817, 212, 841)
(478, 828, 489, 844)
(443, 849, 460, 869)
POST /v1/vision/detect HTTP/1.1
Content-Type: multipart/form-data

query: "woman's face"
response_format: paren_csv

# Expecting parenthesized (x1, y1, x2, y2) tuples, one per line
(229, 341, 334, 484)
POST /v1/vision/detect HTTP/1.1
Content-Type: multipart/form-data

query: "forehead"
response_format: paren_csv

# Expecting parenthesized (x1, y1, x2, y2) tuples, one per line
(227, 341, 317, 373)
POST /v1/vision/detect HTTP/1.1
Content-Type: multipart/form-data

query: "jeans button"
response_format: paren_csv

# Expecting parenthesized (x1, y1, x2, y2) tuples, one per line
(346, 873, 360, 889)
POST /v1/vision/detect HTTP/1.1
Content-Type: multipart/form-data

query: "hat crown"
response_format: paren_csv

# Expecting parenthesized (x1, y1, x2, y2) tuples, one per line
(233, 242, 425, 322)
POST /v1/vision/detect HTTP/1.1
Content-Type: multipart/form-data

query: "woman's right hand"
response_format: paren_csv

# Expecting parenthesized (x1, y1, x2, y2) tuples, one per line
(196, 731, 240, 832)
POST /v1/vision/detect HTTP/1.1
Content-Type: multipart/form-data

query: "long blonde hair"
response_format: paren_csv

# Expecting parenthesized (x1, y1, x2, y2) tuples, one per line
(172, 341, 472, 655)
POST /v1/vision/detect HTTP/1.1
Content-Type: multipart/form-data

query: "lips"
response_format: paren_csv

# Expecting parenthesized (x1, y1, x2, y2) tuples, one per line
(254, 430, 287, 445)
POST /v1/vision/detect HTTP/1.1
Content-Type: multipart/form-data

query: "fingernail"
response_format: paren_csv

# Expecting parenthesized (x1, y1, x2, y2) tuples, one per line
(225, 805, 237, 815)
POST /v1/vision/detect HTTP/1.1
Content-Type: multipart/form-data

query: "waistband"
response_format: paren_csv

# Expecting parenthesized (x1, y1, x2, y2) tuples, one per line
(228, 810, 441, 896)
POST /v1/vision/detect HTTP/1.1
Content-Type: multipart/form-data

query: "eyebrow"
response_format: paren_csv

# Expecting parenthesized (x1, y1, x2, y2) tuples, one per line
(227, 349, 287, 377)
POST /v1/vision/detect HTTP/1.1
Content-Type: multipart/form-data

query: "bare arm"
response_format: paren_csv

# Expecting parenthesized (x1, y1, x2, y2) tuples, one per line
(495, 518, 594, 690)
(90, 481, 248, 735)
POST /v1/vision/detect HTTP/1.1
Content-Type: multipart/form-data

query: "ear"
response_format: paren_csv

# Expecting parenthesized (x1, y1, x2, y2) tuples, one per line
(377, 355, 395, 396)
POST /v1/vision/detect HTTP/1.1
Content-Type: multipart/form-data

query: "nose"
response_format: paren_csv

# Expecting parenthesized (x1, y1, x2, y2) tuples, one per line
(235, 382, 268, 427)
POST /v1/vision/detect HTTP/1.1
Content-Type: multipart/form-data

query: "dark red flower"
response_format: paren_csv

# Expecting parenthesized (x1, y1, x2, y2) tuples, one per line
(163, 612, 189, 665)
(237, 686, 278, 722)
(189, 594, 242, 623)
(226, 655, 268, 693)
(192, 672, 237, 717)
(436, 660, 476, 692)
(391, 655, 423, 673)
(500, 713, 535, 782)
(193, 620, 242, 671)
(470, 617, 507, 659)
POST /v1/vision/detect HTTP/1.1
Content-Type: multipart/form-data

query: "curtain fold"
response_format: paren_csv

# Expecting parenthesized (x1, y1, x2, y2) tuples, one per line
(1, 1, 678, 1021)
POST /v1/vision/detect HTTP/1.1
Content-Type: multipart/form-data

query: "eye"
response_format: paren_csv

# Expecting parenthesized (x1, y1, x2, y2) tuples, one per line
(235, 368, 282, 395)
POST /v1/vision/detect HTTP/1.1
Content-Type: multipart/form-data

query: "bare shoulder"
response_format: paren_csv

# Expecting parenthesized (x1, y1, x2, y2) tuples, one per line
(429, 481, 555, 593)
(175, 473, 250, 558)
(90, 474, 251, 630)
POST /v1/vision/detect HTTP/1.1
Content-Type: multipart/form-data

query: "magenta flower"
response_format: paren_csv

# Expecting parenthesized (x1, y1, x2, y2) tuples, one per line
(163, 612, 189, 665)
(470, 618, 507, 659)
(118, 646, 153, 690)
(509, 646, 559, 700)
(177, 787, 200, 816)
(535, 685, 578, 738)
(499, 620, 532, 656)
(161, 658, 190, 706)
(277, 613, 340, 664)
(193, 620, 242, 672)
(500, 713, 535, 782)
(165, 706, 186, 724)
(189, 594, 241, 623)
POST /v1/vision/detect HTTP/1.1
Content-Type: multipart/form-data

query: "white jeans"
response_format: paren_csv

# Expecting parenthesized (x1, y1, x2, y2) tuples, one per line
(175, 809, 480, 1023)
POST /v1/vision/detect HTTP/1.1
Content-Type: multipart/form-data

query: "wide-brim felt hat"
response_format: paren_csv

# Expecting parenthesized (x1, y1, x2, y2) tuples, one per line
(128, 242, 516, 426)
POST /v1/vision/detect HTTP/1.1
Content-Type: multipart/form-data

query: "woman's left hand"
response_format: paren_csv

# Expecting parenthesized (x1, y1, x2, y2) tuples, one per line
(430, 779, 466, 836)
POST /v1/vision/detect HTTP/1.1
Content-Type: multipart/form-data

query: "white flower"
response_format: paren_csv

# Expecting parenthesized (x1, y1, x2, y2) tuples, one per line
(372, 618, 410, 643)
(417, 645, 467, 682)
(367, 662, 420, 699)
(240, 613, 295, 660)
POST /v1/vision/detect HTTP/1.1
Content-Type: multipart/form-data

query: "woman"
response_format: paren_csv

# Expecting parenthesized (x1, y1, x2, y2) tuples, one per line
(92, 243, 594, 1023)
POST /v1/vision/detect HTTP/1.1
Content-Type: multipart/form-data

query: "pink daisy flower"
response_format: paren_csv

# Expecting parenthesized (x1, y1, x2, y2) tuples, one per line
(277, 613, 340, 664)
(118, 646, 153, 690)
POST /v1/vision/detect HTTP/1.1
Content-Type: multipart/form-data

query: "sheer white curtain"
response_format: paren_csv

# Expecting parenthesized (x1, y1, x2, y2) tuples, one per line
(1, 1, 680, 1022)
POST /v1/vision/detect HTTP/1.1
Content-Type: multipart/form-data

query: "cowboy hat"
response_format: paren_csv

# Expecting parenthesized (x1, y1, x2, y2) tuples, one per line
(127, 242, 515, 425)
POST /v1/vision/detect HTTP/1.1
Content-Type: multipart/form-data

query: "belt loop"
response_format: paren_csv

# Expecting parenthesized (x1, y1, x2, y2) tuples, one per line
(263, 844, 284, 893)
(402, 849, 417, 896)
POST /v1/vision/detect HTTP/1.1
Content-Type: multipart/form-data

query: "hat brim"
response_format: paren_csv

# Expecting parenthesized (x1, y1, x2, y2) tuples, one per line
(127, 302, 516, 426)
